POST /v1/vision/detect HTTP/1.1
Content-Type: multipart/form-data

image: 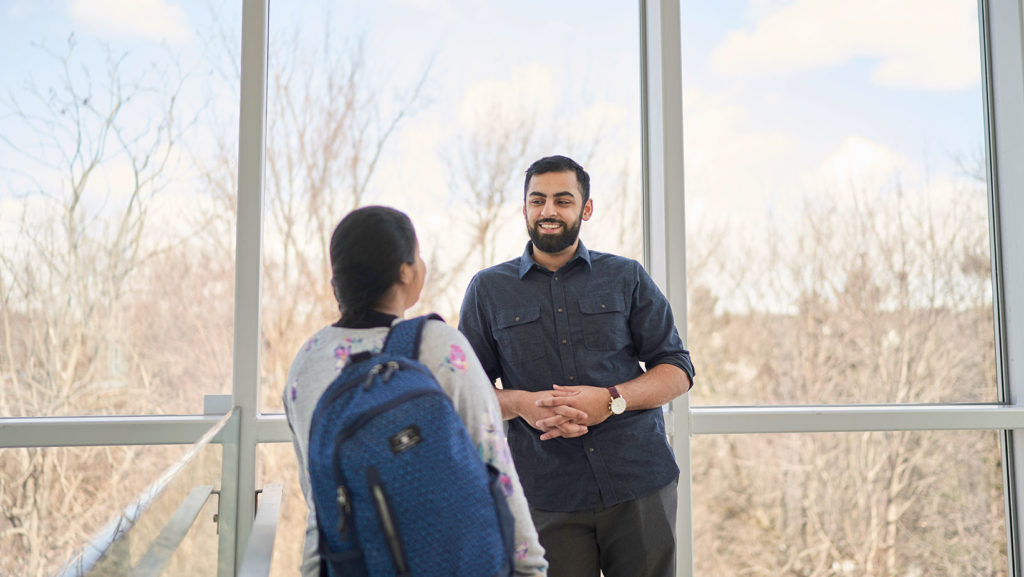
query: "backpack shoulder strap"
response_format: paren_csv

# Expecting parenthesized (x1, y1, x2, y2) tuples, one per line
(381, 313, 444, 359)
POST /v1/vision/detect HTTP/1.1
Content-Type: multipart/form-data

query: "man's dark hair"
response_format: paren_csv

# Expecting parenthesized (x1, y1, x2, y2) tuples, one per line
(523, 155, 590, 204)
(329, 205, 417, 322)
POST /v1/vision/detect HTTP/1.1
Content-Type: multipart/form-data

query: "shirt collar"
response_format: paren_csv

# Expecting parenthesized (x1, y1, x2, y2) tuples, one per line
(518, 240, 592, 279)
(333, 308, 399, 329)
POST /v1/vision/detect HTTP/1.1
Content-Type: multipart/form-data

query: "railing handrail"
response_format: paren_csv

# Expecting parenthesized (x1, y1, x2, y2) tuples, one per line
(132, 484, 216, 577)
(237, 483, 283, 577)
(53, 410, 237, 577)
(0, 414, 232, 448)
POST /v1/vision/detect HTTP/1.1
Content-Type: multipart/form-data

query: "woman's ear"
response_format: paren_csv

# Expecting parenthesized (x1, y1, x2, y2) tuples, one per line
(330, 278, 341, 303)
(397, 262, 413, 286)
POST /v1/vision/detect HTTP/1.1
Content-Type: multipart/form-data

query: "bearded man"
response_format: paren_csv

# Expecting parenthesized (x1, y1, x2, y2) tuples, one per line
(458, 155, 695, 577)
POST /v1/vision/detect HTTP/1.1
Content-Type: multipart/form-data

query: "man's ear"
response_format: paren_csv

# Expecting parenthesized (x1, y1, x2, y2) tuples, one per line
(582, 198, 594, 221)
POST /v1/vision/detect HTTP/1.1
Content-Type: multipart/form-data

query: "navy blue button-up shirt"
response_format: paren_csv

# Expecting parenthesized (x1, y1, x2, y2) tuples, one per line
(459, 241, 694, 512)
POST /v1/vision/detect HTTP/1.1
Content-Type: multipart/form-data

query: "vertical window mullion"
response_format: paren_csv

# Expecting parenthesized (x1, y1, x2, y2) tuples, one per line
(640, 1, 692, 575)
(229, 0, 269, 574)
(982, 0, 1024, 572)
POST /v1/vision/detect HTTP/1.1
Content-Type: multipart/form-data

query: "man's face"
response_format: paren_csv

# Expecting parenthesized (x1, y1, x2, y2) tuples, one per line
(524, 171, 593, 255)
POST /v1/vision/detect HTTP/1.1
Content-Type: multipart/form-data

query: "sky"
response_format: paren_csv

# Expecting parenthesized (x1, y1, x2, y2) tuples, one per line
(680, 0, 985, 226)
(0, 0, 989, 296)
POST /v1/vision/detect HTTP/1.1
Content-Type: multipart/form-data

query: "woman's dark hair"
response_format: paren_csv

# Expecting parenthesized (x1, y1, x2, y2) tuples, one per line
(329, 206, 418, 322)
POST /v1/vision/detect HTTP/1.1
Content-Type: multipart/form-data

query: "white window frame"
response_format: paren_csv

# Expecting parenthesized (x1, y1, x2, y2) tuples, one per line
(639, 0, 1024, 575)
(2, 1, 1022, 576)
(983, 0, 1024, 573)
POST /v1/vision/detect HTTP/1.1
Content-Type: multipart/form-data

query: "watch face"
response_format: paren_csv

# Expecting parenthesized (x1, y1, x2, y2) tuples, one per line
(611, 396, 627, 414)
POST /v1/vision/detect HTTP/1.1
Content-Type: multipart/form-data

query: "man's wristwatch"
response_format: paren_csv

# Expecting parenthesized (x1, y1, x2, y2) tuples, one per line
(608, 386, 627, 415)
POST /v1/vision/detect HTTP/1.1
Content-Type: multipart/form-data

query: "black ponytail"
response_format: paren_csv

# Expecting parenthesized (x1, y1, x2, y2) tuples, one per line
(329, 206, 417, 324)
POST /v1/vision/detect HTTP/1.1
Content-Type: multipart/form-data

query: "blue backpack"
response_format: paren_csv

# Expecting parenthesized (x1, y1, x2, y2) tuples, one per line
(307, 314, 515, 577)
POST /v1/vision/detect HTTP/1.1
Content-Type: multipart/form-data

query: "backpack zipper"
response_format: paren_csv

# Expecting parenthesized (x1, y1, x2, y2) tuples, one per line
(335, 388, 446, 448)
(317, 358, 433, 406)
(367, 466, 410, 576)
(335, 485, 352, 538)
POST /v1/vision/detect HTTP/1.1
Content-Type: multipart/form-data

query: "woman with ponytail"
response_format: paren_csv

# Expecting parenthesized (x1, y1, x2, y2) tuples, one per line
(283, 206, 547, 577)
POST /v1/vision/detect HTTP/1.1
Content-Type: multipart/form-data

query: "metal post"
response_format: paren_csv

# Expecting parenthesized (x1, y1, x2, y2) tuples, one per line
(640, 1, 692, 575)
(229, 0, 269, 573)
(982, 0, 1024, 573)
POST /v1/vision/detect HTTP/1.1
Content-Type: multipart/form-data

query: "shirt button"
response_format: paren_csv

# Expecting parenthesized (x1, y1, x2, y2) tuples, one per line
(554, 276, 559, 280)
(561, 339, 567, 344)
(601, 304, 606, 309)
(514, 316, 520, 321)
(557, 307, 563, 313)
(569, 376, 575, 381)
(588, 447, 595, 453)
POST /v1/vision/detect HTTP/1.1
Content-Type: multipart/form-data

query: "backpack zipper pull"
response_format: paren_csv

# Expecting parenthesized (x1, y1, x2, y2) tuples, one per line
(363, 364, 384, 390)
(367, 467, 410, 576)
(382, 360, 400, 382)
(336, 485, 352, 537)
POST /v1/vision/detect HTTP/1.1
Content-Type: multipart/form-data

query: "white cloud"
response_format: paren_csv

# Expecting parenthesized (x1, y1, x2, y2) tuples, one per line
(682, 87, 799, 225)
(713, 0, 980, 91)
(574, 101, 628, 145)
(801, 135, 975, 211)
(68, 0, 191, 44)
(376, 116, 453, 217)
(810, 135, 904, 191)
(459, 64, 556, 128)
(6, 1, 28, 19)
(393, 0, 459, 19)
(0, 197, 26, 245)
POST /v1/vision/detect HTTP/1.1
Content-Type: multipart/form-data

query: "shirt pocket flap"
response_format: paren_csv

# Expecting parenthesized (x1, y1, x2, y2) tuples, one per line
(578, 293, 626, 314)
(496, 306, 541, 329)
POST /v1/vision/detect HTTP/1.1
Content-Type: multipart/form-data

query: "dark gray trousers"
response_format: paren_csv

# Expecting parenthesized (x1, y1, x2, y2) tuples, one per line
(529, 480, 678, 577)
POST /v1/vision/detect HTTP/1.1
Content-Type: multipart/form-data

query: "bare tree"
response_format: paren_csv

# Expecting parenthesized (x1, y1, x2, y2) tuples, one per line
(690, 177, 1001, 576)
(194, 22, 428, 417)
(187, 19, 432, 573)
(0, 37, 200, 577)
(426, 99, 615, 323)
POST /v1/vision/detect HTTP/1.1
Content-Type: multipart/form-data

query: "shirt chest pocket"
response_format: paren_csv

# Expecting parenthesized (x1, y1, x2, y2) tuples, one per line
(495, 306, 547, 364)
(578, 293, 628, 351)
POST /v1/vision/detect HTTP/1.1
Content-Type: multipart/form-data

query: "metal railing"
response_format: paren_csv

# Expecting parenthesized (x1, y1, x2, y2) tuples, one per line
(238, 484, 283, 577)
(54, 411, 232, 577)
(38, 410, 282, 577)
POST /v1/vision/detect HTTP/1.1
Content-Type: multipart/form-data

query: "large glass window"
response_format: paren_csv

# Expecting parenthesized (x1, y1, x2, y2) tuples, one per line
(0, 2, 241, 416)
(260, 442, 304, 575)
(0, 444, 199, 576)
(681, 0, 995, 405)
(260, 0, 643, 411)
(692, 432, 1007, 576)
(5, 3, 1021, 577)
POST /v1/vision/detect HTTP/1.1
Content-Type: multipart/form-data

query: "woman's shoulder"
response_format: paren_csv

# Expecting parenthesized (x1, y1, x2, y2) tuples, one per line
(289, 325, 390, 370)
(418, 317, 475, 360)
(420, 317, 468, 344)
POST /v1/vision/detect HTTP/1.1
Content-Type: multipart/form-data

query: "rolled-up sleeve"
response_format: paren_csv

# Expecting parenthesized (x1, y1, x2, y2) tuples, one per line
(630, 265, 695, 388)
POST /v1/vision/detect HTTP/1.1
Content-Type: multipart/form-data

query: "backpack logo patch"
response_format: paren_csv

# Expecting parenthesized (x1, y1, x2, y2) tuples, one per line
(389, 425, 422, 454)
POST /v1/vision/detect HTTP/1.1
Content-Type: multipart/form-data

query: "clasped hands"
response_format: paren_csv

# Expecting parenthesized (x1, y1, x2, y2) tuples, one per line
(521, 384, 613, 441)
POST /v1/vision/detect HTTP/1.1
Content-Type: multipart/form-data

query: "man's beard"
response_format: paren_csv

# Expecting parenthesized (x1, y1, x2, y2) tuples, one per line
(528, 213, 583, 254)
